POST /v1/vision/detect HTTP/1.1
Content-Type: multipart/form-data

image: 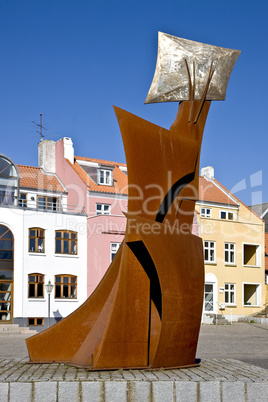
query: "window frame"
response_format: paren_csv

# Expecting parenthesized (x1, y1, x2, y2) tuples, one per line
(96, 203, 111, 215)
(29, 228, 45, 253)
(54, 275, 77, 299)
(242, 243, 261, 267)
(243, 282, 261, 307)
(204, 240, 216, 263)
(224, 242, 236, 265)
(200, 208, 211, 218)
(28, 317, 44, 326)
(55, 230, 78, 255)
(98, 169, 113, 186)
(220, 210, 235, 220)
(19, 193, 27, 207)
(28, 273, 44, 298)
(224, 283, 236, 305)
(37, 195, 58, 211)
(110, 242, 121, 262)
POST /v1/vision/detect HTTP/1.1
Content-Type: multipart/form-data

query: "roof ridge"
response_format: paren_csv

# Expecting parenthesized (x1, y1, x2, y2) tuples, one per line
(75, 156, 127, 166)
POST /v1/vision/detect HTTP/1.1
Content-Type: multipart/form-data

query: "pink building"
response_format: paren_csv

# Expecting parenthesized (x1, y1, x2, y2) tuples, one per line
(39, 137, 128, 296)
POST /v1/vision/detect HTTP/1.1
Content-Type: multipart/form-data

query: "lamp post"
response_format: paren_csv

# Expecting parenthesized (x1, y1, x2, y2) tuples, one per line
(45, 280, 54, 328)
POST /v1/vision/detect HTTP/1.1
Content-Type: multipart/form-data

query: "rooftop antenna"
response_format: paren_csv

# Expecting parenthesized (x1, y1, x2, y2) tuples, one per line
(32, 113, 47, 142)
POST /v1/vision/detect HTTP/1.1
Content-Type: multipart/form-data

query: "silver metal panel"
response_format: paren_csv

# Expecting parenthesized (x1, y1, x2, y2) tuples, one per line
(145, 32, 241, 103)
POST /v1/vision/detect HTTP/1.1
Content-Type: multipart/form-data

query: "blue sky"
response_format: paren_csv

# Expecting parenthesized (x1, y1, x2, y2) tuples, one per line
(0, 0, 267, 206)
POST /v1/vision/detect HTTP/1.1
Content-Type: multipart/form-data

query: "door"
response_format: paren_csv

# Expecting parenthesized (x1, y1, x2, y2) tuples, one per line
(204, 284, 214, 312)
(0, 225, 14, 323)
(0, 282, 12, 322)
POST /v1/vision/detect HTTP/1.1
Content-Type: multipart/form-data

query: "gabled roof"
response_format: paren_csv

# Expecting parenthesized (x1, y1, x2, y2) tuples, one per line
(70, 156, 128, 195)
(249, 203, 268, 218)
(198, 176, 238, 206)
(18, 165, 66, 193)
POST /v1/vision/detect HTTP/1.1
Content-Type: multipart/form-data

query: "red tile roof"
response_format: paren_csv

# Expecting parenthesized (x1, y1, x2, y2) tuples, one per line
(18, 165, 66, 193)
(198, 176, 238, 206)
(72, 157, 128, 195)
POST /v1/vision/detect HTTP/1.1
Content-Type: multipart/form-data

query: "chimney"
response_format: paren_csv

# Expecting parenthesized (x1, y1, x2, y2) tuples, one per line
(63, 137, 74, 164)
(201, 166, 214, 180)
(38, 140, 56, 173)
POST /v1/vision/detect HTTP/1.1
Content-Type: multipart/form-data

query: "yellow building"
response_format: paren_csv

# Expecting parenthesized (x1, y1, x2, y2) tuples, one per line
(196, 167, 265, 322)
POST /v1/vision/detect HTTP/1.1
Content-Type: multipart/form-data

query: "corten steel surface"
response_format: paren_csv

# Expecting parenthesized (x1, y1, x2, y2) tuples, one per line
(26, 34, 240, 369)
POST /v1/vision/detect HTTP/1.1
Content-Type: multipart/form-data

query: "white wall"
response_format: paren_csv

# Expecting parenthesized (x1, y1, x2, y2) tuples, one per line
(0, 205, 87, 322)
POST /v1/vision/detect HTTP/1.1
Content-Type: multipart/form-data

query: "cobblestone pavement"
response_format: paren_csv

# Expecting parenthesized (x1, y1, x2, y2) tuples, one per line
(0, 357, 267, 383)
(0, 323, 267, 401)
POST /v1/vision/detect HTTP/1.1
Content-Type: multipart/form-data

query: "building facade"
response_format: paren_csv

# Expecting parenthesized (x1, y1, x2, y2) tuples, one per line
(0, 154, 87, 330)
(196, 167, 266, 322)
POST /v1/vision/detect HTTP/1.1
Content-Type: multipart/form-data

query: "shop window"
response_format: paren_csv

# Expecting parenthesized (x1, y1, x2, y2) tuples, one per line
(55, 231, 77, 255)
(29, 228, 45, 253)
(28, 274, 44, 298)
(55, 275, 77, 299)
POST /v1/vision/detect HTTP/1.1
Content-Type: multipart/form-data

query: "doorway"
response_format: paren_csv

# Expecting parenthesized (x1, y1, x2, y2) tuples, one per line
(0, 225, 14, 323)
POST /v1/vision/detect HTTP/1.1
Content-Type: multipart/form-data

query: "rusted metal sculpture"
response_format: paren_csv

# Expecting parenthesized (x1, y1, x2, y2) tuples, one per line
(26, 33, 240, 369)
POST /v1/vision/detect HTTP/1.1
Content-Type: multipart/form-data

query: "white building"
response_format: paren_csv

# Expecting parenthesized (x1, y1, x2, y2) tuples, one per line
(0, 153, 87, 330)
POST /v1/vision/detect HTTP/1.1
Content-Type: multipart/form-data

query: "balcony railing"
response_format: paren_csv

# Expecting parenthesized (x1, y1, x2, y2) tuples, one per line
(0, 196, 85, 214)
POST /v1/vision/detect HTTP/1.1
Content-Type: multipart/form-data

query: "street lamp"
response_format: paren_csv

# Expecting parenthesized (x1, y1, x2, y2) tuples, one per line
(45, 280, 54, 328)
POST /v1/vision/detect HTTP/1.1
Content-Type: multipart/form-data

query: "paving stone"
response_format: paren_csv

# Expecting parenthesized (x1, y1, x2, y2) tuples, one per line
(128, 381, 151, 402)
(104, 381, 127, 402)
(199, 381, 221, 402)
(175, 381, 198, 401)
(0, 383, 9, 402)
(152, 381, 174, 402)
(10, 382, 33, 402)
(222, 382, 245, 402)
(82, 382, 104, 402)
(58, 381, 80, 402)
(34, 381, 57, 402)
(247, 382, 268, 402)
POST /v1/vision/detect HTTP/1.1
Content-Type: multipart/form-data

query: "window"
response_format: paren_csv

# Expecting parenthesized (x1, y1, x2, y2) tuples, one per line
(220, 210, 234, 220)
(243, 283, 261, 306)
(224, 283, 235, 305)
(0, 155, 19, 206)
(204, 241, 215, 263)
(55, 275, 77, 299)
(29, 228, 45, 253)
(201, 208, 211, 218)
(98, 169, 112, 185)
(224, 243, 235, 265)
(243, 244, 261, 267)
(204, 284, 214, 311)
(19, 193, 27, 207)
(55, 231, 77, 255)
(96, 203, 111, 215)
(111, 243, 121, 262)
(28, 318, 44, 326)
(28, 274, 44, 298)
(37, 196, 58, 211)
(0, 225, 14, 280)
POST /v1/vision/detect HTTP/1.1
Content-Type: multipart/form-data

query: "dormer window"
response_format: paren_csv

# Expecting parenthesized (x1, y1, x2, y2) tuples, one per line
(98, 169, 112, 186)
